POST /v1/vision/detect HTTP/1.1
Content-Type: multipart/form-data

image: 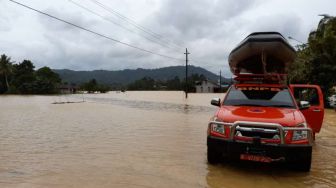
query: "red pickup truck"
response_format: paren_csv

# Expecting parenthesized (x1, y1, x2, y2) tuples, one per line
(207, 32, 324, 171)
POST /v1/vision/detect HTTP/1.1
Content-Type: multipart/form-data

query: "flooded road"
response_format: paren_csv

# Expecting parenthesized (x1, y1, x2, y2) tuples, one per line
(0, 91, 335, 188)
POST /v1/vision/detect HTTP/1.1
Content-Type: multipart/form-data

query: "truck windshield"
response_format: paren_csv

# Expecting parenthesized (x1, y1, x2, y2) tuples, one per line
(223, 86, 296, 108)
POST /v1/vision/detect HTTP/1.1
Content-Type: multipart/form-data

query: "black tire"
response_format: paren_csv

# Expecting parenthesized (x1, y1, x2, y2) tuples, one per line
(207, 146, 221, 164)
(291, 151, 312, 172)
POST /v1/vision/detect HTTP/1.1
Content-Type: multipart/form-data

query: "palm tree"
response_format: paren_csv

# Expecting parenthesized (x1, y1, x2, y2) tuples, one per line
(0, 54, 13, 91)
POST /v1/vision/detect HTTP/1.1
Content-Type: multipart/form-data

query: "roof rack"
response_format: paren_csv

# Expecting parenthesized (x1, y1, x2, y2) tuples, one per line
(234, 73, 287, 84)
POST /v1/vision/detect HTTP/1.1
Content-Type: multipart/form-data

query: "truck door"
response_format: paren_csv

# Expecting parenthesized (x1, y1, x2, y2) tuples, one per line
(290, 85, 324, 133)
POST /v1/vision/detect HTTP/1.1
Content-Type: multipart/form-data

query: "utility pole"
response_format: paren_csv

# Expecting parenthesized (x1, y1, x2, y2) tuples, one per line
(184, 48, 190, 99)
(219, 70, 222, 92)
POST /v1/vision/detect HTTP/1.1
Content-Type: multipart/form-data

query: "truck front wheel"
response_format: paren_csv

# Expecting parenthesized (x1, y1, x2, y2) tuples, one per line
(207, 146, 221, 164)
(290, 151, 312, 172)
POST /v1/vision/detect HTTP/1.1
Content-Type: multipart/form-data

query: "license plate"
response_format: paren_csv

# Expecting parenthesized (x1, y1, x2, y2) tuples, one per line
(240, 154, 272, 163)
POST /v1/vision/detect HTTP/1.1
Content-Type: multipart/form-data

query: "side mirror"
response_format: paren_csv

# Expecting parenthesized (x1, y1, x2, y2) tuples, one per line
(299, 101, 310, 110)
(211, 98, 221, 107)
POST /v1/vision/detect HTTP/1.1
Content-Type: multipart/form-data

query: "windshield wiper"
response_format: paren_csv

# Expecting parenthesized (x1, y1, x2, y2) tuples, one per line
(268, 104, 294, 108)
(232, 104, 265, 107)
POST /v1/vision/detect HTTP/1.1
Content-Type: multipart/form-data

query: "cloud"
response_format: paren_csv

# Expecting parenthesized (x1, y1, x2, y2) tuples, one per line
(152, 0, 258, 40)
(1, 0, 336, 77)
(246, 13, 304, 39)
(0, 19, 11, 32)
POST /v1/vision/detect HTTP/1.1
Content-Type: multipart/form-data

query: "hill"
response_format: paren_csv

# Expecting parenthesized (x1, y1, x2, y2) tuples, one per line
(53, 66, 230, 86)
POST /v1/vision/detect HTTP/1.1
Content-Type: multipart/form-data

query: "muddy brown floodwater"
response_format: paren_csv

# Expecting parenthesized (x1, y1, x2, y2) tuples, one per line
(0, 91, 335, 188)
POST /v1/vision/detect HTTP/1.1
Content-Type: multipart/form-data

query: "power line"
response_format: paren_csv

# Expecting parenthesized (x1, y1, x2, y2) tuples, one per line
(8, 0, 184, 62)
(88, 0, 184, 49)
(68, 0, 180, 52)
(90, 0, 162, 38)
(83, 0, 211, 67)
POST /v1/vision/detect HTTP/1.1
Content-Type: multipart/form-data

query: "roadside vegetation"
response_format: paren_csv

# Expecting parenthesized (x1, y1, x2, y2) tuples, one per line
(80, 79, 110, 93)
(0, 55, 61, 94)
(288, 16, 336, 100)
(127, 74, 207, 91)
(0, 54, 112, 94)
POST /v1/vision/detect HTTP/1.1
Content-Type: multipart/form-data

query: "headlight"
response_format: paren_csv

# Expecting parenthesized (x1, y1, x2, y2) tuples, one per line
(211, 123, 225, 134)
(292, 122, 308, 141)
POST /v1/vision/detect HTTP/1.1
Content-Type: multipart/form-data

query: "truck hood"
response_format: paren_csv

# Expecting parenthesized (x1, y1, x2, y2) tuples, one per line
(216, 106, 305, 127)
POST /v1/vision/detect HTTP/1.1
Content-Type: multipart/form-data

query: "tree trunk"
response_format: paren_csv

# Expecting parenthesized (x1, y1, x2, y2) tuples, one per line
(4, 73, 9, 91)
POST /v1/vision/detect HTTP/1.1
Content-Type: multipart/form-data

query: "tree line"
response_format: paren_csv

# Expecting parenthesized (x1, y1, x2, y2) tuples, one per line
(0, 54, 113, 94)
(288, 16, 336, 100)
(80, 79, 110, 93)
(0, 54, 62, 94)
(127, 74, 208, 91)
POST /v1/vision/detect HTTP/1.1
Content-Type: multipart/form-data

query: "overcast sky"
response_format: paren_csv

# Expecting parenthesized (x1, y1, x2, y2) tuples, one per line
(1, 0, 336, 76)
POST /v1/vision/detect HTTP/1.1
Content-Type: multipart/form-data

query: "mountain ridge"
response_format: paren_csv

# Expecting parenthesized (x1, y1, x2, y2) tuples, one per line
(53, 65, 230, 85)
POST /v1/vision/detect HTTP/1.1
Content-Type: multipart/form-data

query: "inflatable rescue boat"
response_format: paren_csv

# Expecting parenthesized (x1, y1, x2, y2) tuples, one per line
(229, 32, 296, 75)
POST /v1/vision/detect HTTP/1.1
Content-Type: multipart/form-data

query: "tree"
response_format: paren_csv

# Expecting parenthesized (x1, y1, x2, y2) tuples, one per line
(34, 67, 62, 94)
(11, 60, 36, 94)
(307, 16, 336, 92)
(0, 55, 62, 94)
(36, 67, 61, 83)
(80, 79, 110, 93)
(288, 44, 311, 83)
(166, 76, 181, 90)
(127, 77, 156, 90)
(288, 16, 336, 104)
(0, 54, 13, 92)
(127, 74, 209, 91)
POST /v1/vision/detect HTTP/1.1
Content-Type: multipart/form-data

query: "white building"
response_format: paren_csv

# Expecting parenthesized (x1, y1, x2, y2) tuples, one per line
(195, 80, 219, 93)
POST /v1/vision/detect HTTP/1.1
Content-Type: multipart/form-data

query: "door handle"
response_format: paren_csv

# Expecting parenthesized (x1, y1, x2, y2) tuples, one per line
(313, 109, 321, 112)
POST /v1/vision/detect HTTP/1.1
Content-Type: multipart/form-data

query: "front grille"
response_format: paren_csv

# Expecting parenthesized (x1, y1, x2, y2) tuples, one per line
(240, 131, 277, 139)
(236, 126, 279, 139)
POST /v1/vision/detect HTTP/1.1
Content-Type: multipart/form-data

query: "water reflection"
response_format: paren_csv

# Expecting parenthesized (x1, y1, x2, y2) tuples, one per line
(183, 104, 190, 114)
(71, 94, 216, 114)
(206, 161, 309, 188)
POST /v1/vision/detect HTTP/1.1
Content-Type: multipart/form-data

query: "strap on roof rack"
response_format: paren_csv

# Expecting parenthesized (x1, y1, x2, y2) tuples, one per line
(234, 74, 287, 84)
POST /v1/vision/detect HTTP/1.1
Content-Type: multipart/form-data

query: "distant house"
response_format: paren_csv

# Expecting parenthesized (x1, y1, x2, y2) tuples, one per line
(195, 80, 218, 93)
(195, 80, 230, 93)
(59, 84, 79, 94)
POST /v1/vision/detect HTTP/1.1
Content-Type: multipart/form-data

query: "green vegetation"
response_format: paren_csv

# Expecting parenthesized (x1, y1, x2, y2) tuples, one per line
(80, 79, 110, 93)
(288, 16, 336, 102)
(127, 77, 156, 90)
(0, 54, 13, 91)
(54, 66, 229, 87)
(0, 54, 61, 94)
(127, 74, 207, 91)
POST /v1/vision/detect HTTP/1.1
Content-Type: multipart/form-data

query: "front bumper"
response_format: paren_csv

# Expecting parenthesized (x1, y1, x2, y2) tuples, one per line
(207, 136, 312, 162)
